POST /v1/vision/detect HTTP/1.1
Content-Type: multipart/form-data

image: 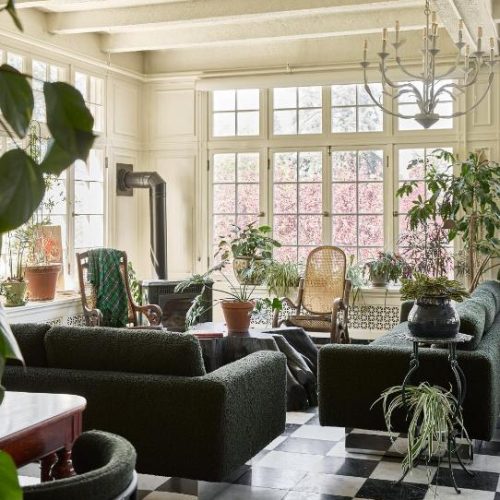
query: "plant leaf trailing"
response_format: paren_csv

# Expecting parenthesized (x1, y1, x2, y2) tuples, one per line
(400, 273, 470, 302)
(372, 383, 471, 475)
(264, 260, 301, 298)
(0, 1, 96, 493)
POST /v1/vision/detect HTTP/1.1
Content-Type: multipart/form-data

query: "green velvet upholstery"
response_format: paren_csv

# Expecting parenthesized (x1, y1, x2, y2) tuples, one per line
(7, 323, 51, 367)
(4, 326, 287, 481)
(45, 326, 206, 376)
(472, 289, 497, 331)
(23, 431, 136, 500)
(319, 281, 500, 441)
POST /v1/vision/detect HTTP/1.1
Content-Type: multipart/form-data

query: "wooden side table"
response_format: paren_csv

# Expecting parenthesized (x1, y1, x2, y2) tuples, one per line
(0, 391, 86, 481)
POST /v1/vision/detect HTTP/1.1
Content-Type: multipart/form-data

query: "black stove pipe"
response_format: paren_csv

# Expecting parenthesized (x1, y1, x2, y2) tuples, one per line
(122, 171, 167, 279)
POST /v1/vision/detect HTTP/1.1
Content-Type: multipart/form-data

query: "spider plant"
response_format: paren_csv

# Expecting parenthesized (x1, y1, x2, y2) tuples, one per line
(373, 383, 471, 474)
(265, 260, 301, 298)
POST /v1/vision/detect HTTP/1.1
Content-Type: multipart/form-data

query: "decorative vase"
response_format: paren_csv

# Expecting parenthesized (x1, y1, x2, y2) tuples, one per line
(407, 296, 460, 338)
(233, 257, 265, 285)
(25, 263, 61, 301)
(370, 270, 389, 287)
(1, 280, 28, 307)
(221, 300, 254, 335)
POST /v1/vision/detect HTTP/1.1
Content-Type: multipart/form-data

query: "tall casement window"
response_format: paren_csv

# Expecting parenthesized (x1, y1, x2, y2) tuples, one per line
(32, 59, 65, 122)
(272, 151, 323, 262)
(331, 150, 384, 261)
(208, 85, 456, 266)
(75, 71, 105, 132)
(211, 152, 261, 252)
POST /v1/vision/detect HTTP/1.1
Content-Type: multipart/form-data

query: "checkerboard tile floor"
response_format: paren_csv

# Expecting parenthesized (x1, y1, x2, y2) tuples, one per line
(18, 407, 500, 500)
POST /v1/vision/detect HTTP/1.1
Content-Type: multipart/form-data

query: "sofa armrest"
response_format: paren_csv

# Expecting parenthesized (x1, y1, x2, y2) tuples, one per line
(3, 350, 287, 481)
(400, 300, 414, 323)
(318, 343, 496, 440)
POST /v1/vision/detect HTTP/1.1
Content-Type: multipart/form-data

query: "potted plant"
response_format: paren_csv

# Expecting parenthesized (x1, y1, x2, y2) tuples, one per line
(365, 251, 409, 287)
(373, 382, 471, 477)
(0, 230, 29, 307)
(400, 273, 469, 338)
(216, 221, 281, 285)
(176, 261, 281, 334)
(265, 260, 301, 299)
(0, 2, 96, 496)
(397, 149, 500, 291)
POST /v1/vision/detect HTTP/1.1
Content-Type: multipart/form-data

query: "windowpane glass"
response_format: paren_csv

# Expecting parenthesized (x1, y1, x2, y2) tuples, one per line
(273, 87, 296, 109)
(237, 89, 259, 110)
(7, 52, 23, 71)
(213, 112, 236, 136)
(237, 111, 259, 136)
(213, 90, 236, 111)
(273, 110, 297, 135)
(212, 89, 259, 137)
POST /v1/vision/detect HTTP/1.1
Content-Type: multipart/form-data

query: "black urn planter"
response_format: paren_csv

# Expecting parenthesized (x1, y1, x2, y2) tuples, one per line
(407, 296, 460, 338)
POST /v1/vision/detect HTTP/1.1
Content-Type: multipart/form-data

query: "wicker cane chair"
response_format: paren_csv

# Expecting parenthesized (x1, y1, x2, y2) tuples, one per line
(76, 249, 162, 327)
(273, 246, 351, 344)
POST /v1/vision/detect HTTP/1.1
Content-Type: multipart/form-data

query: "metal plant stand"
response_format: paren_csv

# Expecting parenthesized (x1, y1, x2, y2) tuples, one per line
(398, 332, 474, 494)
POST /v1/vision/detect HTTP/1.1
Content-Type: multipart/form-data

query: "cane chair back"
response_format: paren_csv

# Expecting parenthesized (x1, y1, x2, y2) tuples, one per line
(77, 250, 136, 326)
(301, 246, 346, 314)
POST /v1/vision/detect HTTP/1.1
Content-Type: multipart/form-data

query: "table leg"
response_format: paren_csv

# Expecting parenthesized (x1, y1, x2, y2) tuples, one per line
(40, 453, 57, 482)
(50, 448, 76, 479)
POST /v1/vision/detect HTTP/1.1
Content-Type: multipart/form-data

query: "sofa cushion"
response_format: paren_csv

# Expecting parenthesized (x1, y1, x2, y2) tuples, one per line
(454, 299, 486, 350)
(475, 280, 500, 313)
(6, 323, 50, 367)
(45, 326, 206, 376)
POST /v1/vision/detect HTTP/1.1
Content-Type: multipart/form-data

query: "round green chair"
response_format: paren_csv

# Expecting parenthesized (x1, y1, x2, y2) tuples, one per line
(23, 430, 137, 500)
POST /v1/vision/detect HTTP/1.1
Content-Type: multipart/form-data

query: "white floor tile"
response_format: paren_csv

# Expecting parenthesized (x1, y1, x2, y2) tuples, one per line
(327, 440, 383, 461)
(212, 483, 288, 499)
(294, 472, 365, 497)
(138, 474, 172, 491)
(18, 475, 40, 487)
(465, 454, 500, 473)
(257, 451, 324, 471)
(291, 425, 344, 442)
(143, 493, 197, 500)
(17, 462, 40, 478)
(370, 460, 436, 484)
(265, 436, 288, 450)
(286, 412, 314, 425)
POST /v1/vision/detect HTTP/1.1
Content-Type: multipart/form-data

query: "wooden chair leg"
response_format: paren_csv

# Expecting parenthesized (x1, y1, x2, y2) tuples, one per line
(331, 300, 341, 343)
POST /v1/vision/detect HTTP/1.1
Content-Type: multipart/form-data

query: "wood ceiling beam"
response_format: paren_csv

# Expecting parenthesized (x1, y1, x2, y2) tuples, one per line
(15, 0, 182, 12)
(47, 0, 421, 35)
(100, 6, 425, 53)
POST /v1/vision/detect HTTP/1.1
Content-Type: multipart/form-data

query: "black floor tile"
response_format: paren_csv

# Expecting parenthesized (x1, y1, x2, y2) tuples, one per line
(276, 437, 336, 455)
(136, 491, 150, 500)
(285, 492, 352, 500)
(283, 423, 301, 435)
(356, 478, 428, 500)
(346, 433, 393, 452)
(316, 456, 379, 477)
(432, 467, 499, 491)
(236, 466, 306, 489)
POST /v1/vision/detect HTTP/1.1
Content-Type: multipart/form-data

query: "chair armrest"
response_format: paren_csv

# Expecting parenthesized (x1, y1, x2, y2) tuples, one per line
(82, 306, 103, 326)
(134, 303, 163, 326)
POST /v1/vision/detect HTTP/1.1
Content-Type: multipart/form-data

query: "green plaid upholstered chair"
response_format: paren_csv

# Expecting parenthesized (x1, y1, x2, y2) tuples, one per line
(77, 249, 162, 327)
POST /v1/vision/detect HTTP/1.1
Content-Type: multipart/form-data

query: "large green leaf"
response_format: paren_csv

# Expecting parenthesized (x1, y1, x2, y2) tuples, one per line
(0, 149, 44, 233)
(0, 452, 22, 500)
(0, 64, 33, 138)
(44, 81, 96, 163)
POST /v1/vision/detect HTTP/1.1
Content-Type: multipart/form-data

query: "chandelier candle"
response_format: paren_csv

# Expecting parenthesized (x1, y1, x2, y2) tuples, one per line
(360, 0, 498, 129)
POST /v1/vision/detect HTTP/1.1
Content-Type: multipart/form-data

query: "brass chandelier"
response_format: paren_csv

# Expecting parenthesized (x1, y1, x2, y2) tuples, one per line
(360, 0, 497, 129)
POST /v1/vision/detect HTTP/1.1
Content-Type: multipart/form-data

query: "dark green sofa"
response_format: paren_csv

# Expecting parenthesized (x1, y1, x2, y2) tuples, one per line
(319, 280, 500, 441)
(3, 325, 287, 481)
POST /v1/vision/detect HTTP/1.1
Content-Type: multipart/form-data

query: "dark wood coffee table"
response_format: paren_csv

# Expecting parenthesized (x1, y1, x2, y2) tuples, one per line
(0, 391, 86, 481)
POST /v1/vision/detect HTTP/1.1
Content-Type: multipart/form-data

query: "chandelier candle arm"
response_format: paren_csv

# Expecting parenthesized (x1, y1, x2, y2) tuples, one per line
(359, 0, 497, 128)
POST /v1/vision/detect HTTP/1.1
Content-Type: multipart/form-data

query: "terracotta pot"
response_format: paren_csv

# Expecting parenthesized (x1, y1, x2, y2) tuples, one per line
(1, 280, 28, 307)
(233, 257, 265, 285)
(221, 300, 254, 335)
(25, 264, 61, 301)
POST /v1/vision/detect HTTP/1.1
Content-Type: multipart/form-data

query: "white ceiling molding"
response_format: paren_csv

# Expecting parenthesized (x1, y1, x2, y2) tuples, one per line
(100, 6, 425, 53)
(15, 0, 185, 12)
(46, 0, 421, 35)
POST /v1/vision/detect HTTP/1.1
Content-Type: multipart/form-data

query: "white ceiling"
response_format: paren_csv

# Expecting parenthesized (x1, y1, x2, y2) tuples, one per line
(14, 0, 500, 60)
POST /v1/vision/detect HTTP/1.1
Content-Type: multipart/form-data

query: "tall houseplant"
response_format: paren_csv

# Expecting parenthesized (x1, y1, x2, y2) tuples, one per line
(216, 221, 281, 285)
(0, 1, 96, 496)
(397, 149, 500, 290)
(365, 251, 409, 287)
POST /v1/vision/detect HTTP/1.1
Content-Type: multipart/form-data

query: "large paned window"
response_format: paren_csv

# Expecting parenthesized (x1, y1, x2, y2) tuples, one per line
(211, 152, 260, 250)
(75, 71, 104, 132)
(32, 59, 65, 122)
(331, 84, 383, 133)
(208, 85, 456, 267)
(273, 87, 322, 135)
(272, 151, 323, 262)
(331, 150, 384, 261)
(212, 89, 260, 137)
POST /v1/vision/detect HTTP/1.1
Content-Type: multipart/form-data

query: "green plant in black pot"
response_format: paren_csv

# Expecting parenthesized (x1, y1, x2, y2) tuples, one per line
(216, 221, 281, 285)
(365, 251, 409, 287)
(401, 273, 469, 338)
